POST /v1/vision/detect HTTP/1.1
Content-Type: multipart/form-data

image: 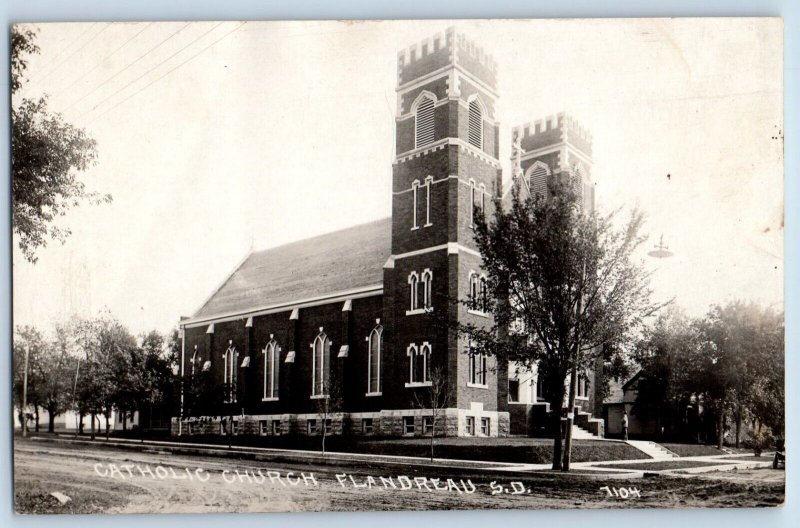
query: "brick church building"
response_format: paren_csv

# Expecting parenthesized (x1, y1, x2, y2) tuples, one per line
(173, 27, 603, 438)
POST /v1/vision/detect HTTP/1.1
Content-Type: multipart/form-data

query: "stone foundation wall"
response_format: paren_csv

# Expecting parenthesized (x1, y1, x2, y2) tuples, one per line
(172, 409, 510, 438)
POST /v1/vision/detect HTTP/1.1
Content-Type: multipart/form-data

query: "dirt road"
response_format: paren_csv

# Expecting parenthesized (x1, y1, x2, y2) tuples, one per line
(13, 439, 784, 513)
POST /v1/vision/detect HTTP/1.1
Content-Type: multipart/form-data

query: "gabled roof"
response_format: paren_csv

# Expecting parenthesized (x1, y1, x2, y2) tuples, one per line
(188, 218, 391, 324)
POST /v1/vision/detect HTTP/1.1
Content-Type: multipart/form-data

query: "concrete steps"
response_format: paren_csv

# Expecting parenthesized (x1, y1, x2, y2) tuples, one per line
(570, 424, 597, 439)
(625, 440, 679, 460)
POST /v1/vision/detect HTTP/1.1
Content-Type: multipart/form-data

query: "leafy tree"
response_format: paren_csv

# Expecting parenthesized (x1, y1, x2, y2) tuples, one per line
(696, 301, 784, 449)
(11, 25, 110, 263)
(461, 179, 663, 470)
(36, 326, 74, 433)
(13, 325, 47, 432)
(632, 307, 700, 440)
(72, 314, 138, 440)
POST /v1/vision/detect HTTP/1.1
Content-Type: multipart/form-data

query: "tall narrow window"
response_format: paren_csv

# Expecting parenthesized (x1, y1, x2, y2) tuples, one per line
(415, 95, 435, 148)
(367, 326, 382, 394)
(424, 176, 433, 226)
(421, 269, 433, 309)
(469, 180, 476, 228)
(408, 272, 419, 311)
(408, 343, 431, 385)
(411, 180, 420, 230)
(191, 345, 199, 376)
(468, 342, 487, 386)
(469, 272, 488, 313)
(223, 344, 237, 403)
(311, 333, 329, 397)
(420, 343, 431, 383)
(479, 275, 488, 312)
(468, 98, 483, 149)
(263, 340, 280, 400)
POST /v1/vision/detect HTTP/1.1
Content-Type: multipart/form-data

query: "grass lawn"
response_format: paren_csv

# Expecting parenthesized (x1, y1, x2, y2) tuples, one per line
(116, 434, 650, 464)
(594, 460, 730, 471)
(659, 443, 729, 457)
(719, 455, 774, 462)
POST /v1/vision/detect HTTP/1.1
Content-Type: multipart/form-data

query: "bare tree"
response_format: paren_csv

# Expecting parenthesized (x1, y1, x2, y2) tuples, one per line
(414, 366, 452, 463)
(315, 378, 343, 455)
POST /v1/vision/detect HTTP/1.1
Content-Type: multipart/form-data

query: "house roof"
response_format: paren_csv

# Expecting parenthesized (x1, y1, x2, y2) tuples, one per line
(187, 218, 391, 324)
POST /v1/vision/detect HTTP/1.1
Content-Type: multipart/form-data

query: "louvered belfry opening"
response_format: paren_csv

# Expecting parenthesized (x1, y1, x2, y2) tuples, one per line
(414, 96, 435, 148)
(530, 164, 549, 199)
(468, 99, 483, 149)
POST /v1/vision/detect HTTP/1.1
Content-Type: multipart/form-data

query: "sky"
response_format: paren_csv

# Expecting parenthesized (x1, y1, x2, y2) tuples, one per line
(11, 18, 784, 335)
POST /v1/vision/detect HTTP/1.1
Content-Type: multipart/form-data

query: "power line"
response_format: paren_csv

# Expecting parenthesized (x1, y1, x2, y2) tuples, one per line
(84, 22, 246, 127)
(36, 23, 111, 85)
(29, 23, 98, 81)
(80, 22, 225, 121)
(63, 22, 191, 113)
(54, 22, 155, 98)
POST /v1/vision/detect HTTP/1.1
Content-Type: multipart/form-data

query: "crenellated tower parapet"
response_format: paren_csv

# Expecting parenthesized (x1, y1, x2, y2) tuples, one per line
(508, 112, 594, 211)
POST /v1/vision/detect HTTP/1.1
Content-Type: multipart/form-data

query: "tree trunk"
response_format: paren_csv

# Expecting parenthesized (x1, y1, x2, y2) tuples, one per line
(551, 383, 566, 470)
(716, 409, 724, 450)
(123, 412, 128, 432)
(430, 413, 436, 463)
(562, 362, 578, 471)
(90, 413, 96, 440)
(34, 405, 40, 432)
(48, 409, 56, 433)
(105, 409, 111, 440)
(735, 404, 742, 449)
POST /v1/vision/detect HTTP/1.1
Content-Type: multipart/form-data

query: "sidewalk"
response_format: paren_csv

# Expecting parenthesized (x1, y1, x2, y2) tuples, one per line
(27, 434, 775, 479)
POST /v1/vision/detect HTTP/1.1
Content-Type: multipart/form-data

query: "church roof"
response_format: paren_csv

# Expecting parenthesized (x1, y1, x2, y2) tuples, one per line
(188, 218, 391, 324)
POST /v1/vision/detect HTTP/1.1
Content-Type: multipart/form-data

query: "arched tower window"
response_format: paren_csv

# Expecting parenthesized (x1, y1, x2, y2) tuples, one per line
(470, 180, 485, 228)
(468, 97, 484, 149)
(527, 161, 551, 200)
(263, 340, 280, 400)
(311, 332, 330, 397)
(468, 341, 487, 386)
(408, 343, 431, 384)
(408, 271, 420, 311)
(414, 95, 435, 148)
(468, 272, 489, 313)
(421, 269, 433, 309)
(367, 325, 383, 394)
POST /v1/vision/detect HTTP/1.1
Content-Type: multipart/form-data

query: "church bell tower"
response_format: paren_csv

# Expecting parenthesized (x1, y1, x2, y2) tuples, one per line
(381, 27, 508, 436)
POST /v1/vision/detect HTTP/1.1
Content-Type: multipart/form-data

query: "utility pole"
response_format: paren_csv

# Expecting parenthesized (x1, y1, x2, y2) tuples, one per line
(22, 344, 30, 438)
(73, 358, 81, 437)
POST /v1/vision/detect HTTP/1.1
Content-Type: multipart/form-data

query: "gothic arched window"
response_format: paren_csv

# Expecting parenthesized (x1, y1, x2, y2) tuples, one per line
(222, 343, 238, 403)
(468, 342, 487, 386)
(408, 271, 420, 311)
(414, 95, 435, 148)
(469, 272, 488, 313)
(468, 98, 484, 149)
(311, 332, 330, 397)
(408, 343, 431, 384)
(263, 340, 280, 400)
(421, 269, 433, 309)
(367, 325, 383, 394)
